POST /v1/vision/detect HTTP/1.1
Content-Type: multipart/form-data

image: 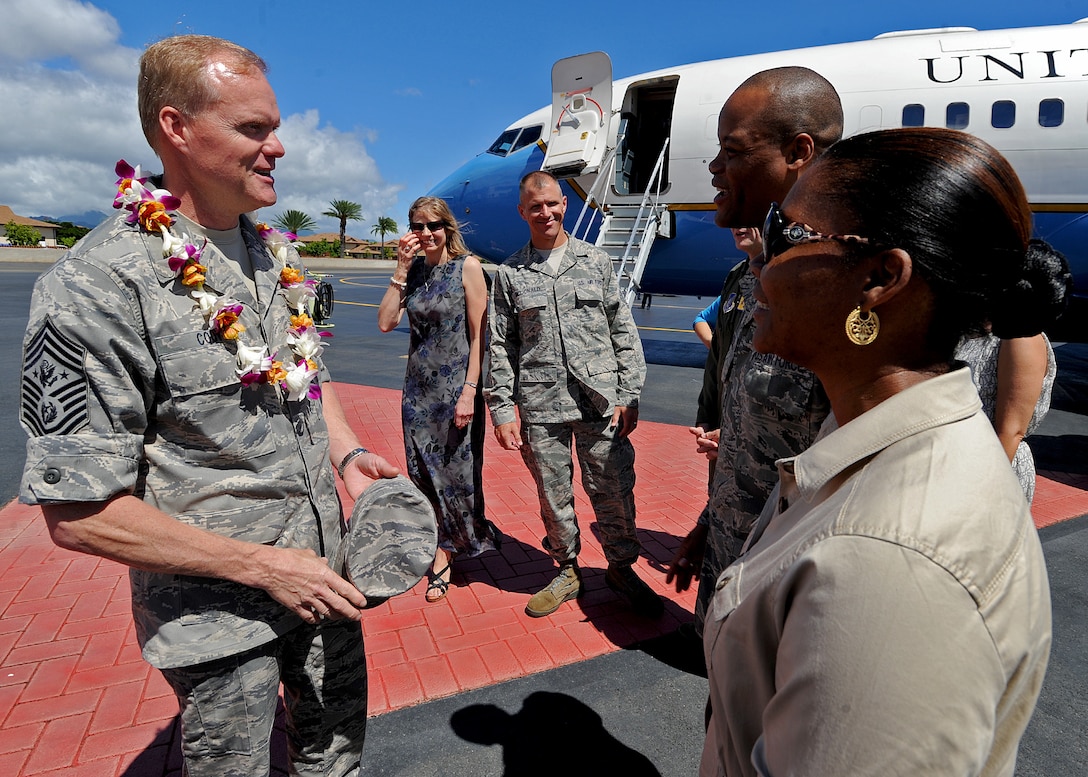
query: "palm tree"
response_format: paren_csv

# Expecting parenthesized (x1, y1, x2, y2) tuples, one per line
(271, 209, 316, 236)
(322, 199, 363, 258)
(371, 216, 398, 259)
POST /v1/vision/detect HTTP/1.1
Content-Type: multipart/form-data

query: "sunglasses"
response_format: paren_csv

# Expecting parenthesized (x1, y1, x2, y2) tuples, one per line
(762, 202, 878, 260)
(410, 220, 446, 233)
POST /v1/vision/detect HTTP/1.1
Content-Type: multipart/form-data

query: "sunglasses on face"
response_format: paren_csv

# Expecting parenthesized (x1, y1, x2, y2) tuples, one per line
(410, 221, 446, 233)
(762, 202, 878, 260)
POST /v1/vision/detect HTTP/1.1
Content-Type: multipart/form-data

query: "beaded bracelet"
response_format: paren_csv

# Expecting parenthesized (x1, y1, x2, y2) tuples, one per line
(390, 277, 407, 290)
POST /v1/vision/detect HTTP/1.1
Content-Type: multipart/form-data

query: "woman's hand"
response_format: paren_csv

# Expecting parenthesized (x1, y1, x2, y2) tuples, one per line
(396, 233, 420, 271)
(454, 386, 476, 429)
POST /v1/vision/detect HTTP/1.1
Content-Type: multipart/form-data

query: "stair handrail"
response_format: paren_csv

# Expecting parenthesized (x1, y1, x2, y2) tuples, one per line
(571, 135, 623, 242)
(613, 138, 670, 303)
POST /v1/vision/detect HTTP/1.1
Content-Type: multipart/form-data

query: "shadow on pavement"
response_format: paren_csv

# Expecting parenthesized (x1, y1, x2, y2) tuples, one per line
(450, 691, 663, 776)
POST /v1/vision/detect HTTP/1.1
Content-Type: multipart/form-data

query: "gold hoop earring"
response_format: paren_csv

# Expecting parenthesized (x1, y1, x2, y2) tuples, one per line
(845, 306, 880, 346)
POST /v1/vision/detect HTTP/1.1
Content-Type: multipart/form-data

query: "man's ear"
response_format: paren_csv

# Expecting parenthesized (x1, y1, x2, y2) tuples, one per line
(158, 106, 188, 152)
(783, 133, 816, 171)
(861, 248, 914, 308)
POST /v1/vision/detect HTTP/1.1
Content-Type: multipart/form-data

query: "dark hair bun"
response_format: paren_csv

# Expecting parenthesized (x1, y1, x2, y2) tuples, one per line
(990, 239, 1072, 338)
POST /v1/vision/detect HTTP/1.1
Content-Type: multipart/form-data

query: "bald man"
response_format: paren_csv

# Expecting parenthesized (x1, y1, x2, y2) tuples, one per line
(667, 67, 841, 637)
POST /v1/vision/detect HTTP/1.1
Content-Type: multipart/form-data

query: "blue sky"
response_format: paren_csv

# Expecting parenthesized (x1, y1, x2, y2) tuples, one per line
(0, 0, 1082, 236)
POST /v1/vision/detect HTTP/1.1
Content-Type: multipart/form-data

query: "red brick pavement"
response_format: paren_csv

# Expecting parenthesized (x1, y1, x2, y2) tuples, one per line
(1, 382, 1085, 776)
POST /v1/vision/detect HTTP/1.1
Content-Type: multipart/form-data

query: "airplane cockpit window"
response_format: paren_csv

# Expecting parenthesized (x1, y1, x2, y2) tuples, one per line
(1039, 99, 1064, 128)
(487, 125, 544, 157)
(511, 124, 542, 152)
(992, 101, 1016, 129)
(487, 129, 521, 156)
(946, 102, 970, 130)
(902, 104, 925, 127)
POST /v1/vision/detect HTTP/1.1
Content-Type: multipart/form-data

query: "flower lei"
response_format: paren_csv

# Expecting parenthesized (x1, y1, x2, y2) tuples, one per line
(112, 160, 330, 401)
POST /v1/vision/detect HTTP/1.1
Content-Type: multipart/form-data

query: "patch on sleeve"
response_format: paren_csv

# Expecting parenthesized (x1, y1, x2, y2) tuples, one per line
(21, 318, 89, 437)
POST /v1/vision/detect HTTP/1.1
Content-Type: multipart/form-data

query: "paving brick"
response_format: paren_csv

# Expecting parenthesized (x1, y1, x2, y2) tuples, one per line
(18, 654, 79, 702)
(4, 637, 89, 667)
(445, 647, 492, 690)
(75, 629, 128, 672)
(66, 662, 153, 693)
(5, 688, 101, 728)
(398, 626, 438, 661)
(377, 664, 423, 712)
(414, 655, 459, 701)
(477, 641, 523, 684)
(0, 751, 30, 776)
(87, 680, 141, 734)
(79, 720, 173, 762)
(0, 720, 43, 756)
(22, 712, 89, 773)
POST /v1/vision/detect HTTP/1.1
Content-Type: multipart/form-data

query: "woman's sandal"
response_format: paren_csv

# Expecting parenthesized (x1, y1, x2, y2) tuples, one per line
(425, 563, 452, 603)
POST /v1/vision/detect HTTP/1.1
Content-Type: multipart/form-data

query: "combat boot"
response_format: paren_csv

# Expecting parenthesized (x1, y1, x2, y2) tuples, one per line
(525, 564, 582, 617)
(606, 563, 664, 618)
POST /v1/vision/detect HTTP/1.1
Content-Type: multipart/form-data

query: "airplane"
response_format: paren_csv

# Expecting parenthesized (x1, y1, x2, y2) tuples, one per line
(427, 20, 1088, 339)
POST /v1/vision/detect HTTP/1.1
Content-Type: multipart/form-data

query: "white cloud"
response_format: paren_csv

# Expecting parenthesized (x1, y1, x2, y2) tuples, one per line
(0, 0, 398, 232)
(258, 110, 403, 236)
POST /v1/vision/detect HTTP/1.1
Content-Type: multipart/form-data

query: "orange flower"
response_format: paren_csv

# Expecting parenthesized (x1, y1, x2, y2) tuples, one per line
(180, 261, 207, 287)
(265, 361, 288, 384)
(138, 200, 172, 233)
(290, 313, 314, 329)
(280, 267, 306, 286)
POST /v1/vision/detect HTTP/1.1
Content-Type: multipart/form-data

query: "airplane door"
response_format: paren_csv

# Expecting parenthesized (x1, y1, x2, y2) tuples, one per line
(541, 51, 613, 179)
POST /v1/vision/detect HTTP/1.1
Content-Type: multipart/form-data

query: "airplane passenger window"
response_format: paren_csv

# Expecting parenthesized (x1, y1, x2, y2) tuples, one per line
(1039, 99, 1064, 127)
(991, 101, 1015, 129)
(487, 129, 521, 156)
(902, 104, 925, 127)
(946, 102, 970, 130)
(511, 124, 543, 152)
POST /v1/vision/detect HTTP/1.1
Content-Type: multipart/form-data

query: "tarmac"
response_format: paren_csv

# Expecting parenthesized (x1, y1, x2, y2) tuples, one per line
(0, 252, 1085, 776)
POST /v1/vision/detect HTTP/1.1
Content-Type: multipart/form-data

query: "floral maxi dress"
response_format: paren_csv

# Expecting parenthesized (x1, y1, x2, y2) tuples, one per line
(402, 255, 497, 556)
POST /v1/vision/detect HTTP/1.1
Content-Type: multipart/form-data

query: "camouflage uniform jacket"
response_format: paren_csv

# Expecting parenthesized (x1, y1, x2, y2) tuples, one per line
(19, 211, 341, 669)
(701, 270, 830, 572)
(486, 235, 646, 426)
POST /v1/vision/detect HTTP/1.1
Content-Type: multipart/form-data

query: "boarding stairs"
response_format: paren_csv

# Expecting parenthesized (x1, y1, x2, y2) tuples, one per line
(571, 137, 671, 306)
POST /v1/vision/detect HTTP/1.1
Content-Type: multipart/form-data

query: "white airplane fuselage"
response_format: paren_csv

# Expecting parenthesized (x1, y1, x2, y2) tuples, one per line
(428, 21, 1088, 337)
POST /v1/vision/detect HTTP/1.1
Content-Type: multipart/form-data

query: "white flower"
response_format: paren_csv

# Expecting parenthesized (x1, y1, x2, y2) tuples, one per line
(236, 343, 272, 377)
(190, 287, 220, 317)
(280, 283, 317, 314)
(286, 327, 326, 361)
(284, 360, 319, 401)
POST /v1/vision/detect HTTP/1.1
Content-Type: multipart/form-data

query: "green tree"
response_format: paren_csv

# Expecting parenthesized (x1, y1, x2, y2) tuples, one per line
(371, 216, 398, 260)
(4, 221, 42, 247)
(299, 239, 340, 258)
(54, 221, 90, 244)
(271, 209, 317, 236)
(321, 200, 363, 258)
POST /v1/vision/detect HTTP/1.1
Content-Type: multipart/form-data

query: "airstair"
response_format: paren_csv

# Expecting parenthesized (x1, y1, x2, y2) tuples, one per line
(541, 51, 673, 306)
(570, 138, 671, 306)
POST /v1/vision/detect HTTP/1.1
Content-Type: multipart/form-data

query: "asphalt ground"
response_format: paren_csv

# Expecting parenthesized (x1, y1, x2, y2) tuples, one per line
(3, 254, 1085, 775)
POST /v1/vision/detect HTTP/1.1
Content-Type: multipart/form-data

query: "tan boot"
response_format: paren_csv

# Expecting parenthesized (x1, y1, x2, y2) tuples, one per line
(525, 564, 582, 618)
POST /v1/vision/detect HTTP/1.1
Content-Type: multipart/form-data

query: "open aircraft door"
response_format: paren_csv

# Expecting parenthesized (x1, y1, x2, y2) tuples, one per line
(541, 51, 613, 179)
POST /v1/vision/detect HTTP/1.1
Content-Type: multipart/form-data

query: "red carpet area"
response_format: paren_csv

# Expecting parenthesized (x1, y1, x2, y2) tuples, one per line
(1, 383, 1085, 776)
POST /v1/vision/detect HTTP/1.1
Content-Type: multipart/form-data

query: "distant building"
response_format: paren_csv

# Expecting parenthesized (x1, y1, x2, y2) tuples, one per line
(295, 232, 391, 259)
(0, 205, 60, 247)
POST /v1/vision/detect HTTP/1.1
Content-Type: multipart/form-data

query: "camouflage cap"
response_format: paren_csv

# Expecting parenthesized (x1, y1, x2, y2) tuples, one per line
(331, 476, 437, 608)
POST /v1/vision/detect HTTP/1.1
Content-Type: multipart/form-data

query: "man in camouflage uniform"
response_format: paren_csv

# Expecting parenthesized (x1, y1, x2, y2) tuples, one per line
(19, 35, 397, 777)
(666, 68, 842, 634)
(487, 170, 662, 619)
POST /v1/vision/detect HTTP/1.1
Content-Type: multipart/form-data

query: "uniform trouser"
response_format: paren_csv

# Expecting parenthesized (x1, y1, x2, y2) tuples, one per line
(160, 618, 367, 777)
(519, 417, 641, 567)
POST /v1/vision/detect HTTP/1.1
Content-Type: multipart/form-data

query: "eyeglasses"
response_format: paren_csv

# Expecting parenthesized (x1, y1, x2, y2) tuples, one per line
(409, 220, 446, 233)
(762, 202, 877, 260)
